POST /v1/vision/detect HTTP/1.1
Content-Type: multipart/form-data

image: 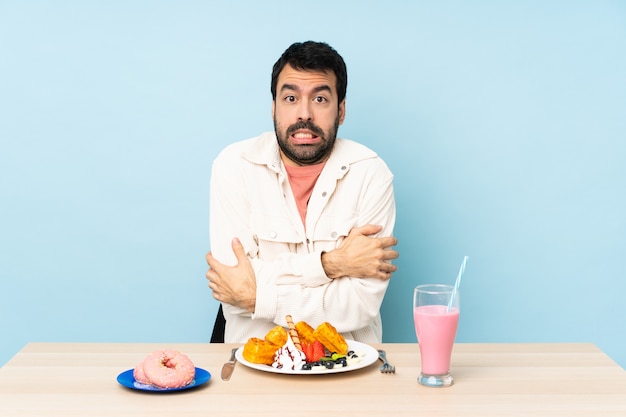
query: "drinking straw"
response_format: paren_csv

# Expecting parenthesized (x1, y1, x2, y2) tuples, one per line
(448, 255, 469, 311)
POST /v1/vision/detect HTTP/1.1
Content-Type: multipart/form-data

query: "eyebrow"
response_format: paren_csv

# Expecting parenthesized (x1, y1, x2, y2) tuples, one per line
(279, 83, 333, 95)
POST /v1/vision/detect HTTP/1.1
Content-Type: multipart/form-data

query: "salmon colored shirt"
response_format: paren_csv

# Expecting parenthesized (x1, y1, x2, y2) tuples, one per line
(284, 162, 326, 227)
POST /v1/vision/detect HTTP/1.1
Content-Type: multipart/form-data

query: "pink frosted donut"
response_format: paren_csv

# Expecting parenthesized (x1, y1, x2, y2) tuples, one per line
(133, 361, 150, 384)
(139, 350, 196, 389)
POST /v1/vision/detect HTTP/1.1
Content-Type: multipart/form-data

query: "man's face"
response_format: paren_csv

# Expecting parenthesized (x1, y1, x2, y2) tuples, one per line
(272, 65, 346, 166)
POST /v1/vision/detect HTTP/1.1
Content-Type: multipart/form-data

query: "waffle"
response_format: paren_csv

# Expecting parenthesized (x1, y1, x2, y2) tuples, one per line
(313, 322, 348, 355)
(295, 321, 317, 345)
(242, 326, 288, 365)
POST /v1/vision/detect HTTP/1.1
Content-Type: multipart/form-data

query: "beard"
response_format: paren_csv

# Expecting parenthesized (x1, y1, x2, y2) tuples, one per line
(274, 115, 340, 166)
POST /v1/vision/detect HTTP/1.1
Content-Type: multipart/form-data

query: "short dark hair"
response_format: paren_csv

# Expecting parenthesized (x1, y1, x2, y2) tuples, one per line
(271, 41, 348, 105)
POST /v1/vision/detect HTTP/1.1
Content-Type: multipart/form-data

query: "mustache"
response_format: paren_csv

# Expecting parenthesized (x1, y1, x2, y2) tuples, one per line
(286, 120, 325, 138)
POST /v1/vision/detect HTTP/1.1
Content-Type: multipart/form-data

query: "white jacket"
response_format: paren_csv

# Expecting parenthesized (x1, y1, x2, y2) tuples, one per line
(209, 132, 396, 343)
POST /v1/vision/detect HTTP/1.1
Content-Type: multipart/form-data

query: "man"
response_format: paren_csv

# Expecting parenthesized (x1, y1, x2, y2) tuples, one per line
(205, 41, 398, 344)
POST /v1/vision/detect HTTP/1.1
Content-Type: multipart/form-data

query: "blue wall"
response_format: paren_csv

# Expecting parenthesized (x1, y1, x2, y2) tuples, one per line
(2, 1, 625, 368)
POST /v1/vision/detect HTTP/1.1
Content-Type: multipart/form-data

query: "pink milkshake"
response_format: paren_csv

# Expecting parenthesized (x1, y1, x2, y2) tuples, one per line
(413, 284, 460, 387)
(414, 305, 460, 375)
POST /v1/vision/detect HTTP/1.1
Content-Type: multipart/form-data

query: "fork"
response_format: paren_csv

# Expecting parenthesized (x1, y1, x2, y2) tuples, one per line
(377, 349, 395, 373)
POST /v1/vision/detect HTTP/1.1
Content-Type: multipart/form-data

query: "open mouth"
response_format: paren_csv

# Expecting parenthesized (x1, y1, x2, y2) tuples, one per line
(291, 131, 320, 145)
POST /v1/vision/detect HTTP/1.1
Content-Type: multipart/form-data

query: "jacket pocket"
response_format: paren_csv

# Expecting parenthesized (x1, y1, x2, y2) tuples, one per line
(250, 213, 301, 260)
(312, 213, 356, 245)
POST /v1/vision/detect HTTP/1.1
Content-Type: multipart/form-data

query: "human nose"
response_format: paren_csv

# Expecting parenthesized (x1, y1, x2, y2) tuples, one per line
(296, 100, 313, 121)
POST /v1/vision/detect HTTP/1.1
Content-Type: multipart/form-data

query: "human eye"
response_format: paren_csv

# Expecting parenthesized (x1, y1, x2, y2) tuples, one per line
(284, 95, 297, 103)
(313, 96, 328, 104)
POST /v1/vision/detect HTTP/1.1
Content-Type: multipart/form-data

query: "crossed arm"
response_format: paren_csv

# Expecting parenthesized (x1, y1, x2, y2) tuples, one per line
(205, 224, 398, 313)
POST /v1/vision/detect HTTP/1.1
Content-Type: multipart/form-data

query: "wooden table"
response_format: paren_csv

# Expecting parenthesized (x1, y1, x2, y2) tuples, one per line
(1, 342, 625, 416)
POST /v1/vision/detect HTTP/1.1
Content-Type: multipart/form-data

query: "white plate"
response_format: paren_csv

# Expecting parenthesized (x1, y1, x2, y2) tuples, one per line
(235, 340, 378, 375)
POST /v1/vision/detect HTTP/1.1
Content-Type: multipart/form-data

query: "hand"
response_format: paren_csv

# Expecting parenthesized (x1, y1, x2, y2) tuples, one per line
(205, 238, 256, 313)
(321, 224, 399, 280)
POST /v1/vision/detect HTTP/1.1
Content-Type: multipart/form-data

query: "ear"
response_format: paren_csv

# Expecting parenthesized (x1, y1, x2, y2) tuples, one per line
(338, 99, 346, 125)
(271, 100, 276, 119)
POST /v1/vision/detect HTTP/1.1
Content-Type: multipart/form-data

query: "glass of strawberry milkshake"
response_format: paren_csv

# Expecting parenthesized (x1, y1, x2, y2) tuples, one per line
(413, 284, 460, 387)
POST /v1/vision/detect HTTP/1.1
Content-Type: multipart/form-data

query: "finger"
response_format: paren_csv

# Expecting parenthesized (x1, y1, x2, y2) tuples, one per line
(381, 265, 397, 279)
(374, 270, 393, 280)
(377, 259, 397, 273)
(383, 249, 399, 261)
(206, 273, 220, 296)
(378, 236, 398, 248)
(206, 251, 218, 268)
(351, 224, 383, 237)
(231, 237, 248, 264)
(206, 252, 229, 276)
(206, 268, 216, 283)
